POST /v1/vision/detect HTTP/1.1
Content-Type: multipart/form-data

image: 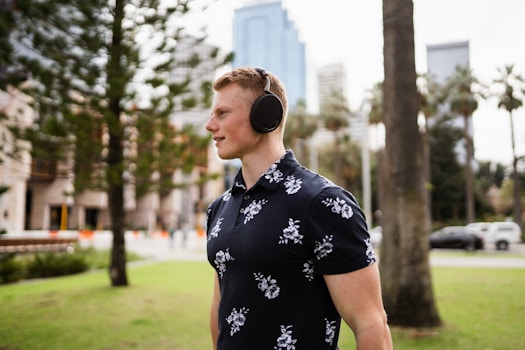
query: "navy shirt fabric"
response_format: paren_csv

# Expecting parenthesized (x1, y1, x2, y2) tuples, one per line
(206, 150, 376, 350)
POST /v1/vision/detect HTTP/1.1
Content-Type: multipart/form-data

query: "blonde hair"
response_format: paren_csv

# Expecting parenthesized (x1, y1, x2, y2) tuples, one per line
(213, 67, 288, 116)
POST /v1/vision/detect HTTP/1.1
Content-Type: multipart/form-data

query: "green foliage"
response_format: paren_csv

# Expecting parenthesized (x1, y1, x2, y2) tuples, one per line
(0, 246, 143, 284)
(6, 0, 231, 198)
(0, 184, 8, 197)
(494, 64, 525, 113)
(417, 73, 446, 120)
(0, 253, 26, 284)
(320, 88, 351, 133)
(366, 82, 384, 125)
(444, 65, 481, 118)
(284, 100, 317, 142)
(25, 250, 89, 278)
(429, 115, 465, 221)
(318, 136, 363, 196)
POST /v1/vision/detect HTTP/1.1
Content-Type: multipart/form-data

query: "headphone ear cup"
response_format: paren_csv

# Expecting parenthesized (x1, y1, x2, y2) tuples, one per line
(250, 94, 284, 133)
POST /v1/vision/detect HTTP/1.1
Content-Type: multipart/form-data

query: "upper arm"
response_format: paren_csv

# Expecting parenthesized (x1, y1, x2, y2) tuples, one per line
(210, 273, 221, 350)
(324, 264, 392, 348)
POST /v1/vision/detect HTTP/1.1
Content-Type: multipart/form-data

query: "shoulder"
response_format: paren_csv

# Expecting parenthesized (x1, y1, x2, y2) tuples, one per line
(207, 188, 232, 215)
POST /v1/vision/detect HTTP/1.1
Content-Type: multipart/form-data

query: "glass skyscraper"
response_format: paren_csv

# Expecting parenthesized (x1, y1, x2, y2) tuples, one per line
(232, 0, 306, 109)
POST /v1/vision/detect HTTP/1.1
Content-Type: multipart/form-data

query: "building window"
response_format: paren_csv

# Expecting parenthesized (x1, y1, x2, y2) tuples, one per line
(31, 158, 57, 180)
(85, 208, 99, 229)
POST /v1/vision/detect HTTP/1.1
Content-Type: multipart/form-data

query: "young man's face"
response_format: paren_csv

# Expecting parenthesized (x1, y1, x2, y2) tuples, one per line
(206, 83, 261, 160)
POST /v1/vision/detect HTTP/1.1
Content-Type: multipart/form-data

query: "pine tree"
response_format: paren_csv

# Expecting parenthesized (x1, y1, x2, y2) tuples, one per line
(5, 0, 231, 286)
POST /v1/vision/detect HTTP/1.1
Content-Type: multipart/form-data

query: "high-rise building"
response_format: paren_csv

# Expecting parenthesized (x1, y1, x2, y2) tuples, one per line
(426, 40, 472, 162)
(426, 41, 470, 84)
(317, 63, 348, 109)
(232, 0, 306, 109)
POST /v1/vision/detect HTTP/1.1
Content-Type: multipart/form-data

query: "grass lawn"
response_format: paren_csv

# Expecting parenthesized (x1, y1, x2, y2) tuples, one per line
(1, 259, 524, 349)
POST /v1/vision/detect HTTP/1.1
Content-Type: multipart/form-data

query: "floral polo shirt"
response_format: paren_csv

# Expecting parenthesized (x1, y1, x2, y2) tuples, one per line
(206, 150, 376, 350)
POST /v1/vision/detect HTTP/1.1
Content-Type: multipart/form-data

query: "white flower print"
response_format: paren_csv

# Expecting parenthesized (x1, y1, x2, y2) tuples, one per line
(234, 181, 246, 190)
(302, 260, 315, 281)
(241, 199, 268, 224)
(321, 196, 354, 219)
(222, 189, 231, 201)
(226, 307, 249, 336)
(314, 235, 334, 260)
(264, 164, 284, 183)
(324, 318, 337, 345)
(208, 218, 223, 241)
(284, 175, 302, 194)
(254, 273, 281, 299)
(274, 325, 297, 350)
(214, 248, 235, 278)
(365, 238, 377, 265)
(279, 218, 303, 244)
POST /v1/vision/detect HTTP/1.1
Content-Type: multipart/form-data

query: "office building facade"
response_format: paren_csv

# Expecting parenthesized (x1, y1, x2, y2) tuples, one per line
(233, 0, 306, 109)
(426, 40, 473, 163)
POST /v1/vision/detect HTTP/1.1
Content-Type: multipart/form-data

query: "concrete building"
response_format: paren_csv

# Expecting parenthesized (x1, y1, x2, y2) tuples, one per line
(233, 0, 306, 108)
(317, 63, 348, 109)
(426, 41, 470, 85)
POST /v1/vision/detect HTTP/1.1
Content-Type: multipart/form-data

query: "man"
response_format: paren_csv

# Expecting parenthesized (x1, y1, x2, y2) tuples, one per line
(205, 67, 392, 349)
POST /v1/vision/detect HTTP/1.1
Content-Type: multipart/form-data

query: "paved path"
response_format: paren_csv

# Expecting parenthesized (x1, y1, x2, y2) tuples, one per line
(430, 254, 525, 268)
(78, 231, 525, 268)
(79, 230, 208, 262)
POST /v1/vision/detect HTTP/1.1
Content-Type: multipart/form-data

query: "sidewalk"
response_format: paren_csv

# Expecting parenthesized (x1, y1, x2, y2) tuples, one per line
(75, 230, 525, 268)
(78, 230, 208, 262)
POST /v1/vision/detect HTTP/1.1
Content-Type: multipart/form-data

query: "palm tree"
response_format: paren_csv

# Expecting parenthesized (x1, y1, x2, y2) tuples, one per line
(445, 65, 480, 223)
(417, 73, 444, 221)
(368, 82, 384, 125)
(283, 99, 317, 166)
(494, 64, 525, 229)
(320, 89, 351, 185)
(381, 0, 441, 327)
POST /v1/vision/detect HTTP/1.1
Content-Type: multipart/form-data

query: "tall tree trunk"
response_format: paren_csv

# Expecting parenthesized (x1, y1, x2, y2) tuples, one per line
(107, 0, 128, 287)
(464, 114, 475, 223)
(381, 0, 441, 327)
(510, 111, 523, 230)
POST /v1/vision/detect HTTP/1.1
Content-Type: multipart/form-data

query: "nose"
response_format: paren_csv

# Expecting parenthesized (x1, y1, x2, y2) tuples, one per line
(205, 115, 216, 133)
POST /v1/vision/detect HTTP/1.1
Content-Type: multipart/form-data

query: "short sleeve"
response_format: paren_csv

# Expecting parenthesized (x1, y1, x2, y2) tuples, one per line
(305, 187, 376, 275)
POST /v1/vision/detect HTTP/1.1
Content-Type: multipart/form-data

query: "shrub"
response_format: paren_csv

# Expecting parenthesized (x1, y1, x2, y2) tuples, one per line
(0, 253, 26, 284)
(26, 250, 89, 278)
(0, 247, 143, 284)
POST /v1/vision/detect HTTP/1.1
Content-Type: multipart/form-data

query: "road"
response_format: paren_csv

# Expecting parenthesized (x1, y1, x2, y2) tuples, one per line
(77, 230, 525, 269)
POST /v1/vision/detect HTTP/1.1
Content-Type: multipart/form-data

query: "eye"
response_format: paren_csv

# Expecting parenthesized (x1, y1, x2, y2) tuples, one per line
(217, 109, 228, 119)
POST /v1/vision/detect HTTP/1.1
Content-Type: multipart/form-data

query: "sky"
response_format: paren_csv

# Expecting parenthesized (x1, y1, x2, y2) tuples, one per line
(187, 0, 525, 166)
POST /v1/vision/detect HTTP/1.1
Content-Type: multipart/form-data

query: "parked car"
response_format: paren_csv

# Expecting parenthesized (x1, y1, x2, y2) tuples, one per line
(429, 226, 484, 251)
(466, 221, 522, 250)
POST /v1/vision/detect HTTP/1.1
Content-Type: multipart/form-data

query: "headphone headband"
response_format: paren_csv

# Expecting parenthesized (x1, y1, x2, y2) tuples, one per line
(256, 67, 271, 92)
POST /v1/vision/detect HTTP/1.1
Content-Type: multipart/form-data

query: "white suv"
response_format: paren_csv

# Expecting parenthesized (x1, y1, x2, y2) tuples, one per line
(466, 222, 522, 250)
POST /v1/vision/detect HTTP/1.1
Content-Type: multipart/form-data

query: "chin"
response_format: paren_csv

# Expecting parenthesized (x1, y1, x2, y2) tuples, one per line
(217, 151, 237, 160)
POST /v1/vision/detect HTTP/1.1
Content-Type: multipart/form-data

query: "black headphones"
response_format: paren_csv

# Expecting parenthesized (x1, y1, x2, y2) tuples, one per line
(250, 68, 284, 133)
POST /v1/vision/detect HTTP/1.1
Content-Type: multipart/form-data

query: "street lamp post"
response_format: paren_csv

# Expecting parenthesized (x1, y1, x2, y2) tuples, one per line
(60, 180, 74, 231)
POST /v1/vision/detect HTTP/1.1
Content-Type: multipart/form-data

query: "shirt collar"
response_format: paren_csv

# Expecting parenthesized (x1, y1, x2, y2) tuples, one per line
(231, 150, 298, 193)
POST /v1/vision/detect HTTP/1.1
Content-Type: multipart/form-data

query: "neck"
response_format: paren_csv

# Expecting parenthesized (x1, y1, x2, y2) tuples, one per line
(241, 144, 286, 189)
